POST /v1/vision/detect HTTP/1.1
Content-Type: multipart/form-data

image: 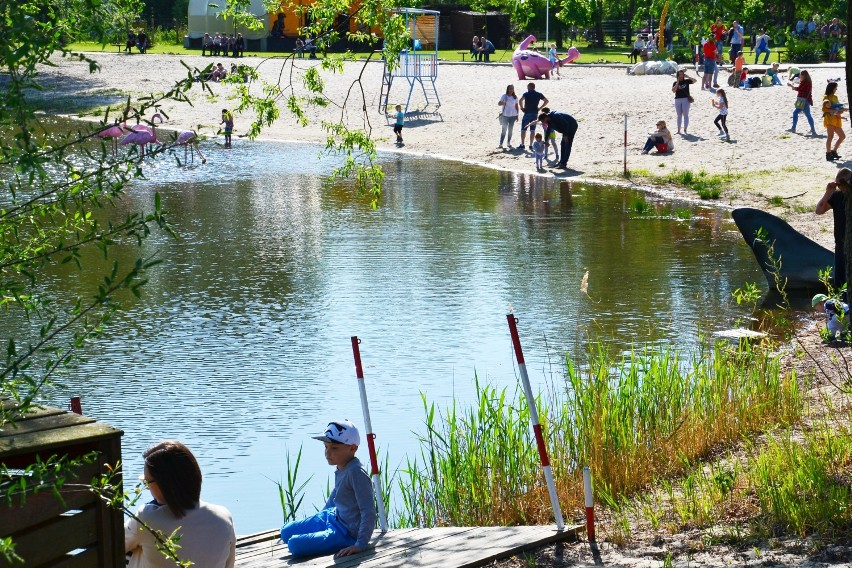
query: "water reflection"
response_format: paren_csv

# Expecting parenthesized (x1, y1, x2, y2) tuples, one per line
(19, 140, 762, 534)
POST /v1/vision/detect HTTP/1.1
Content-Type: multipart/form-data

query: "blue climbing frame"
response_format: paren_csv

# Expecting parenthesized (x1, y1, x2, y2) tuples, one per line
(379, 8, 441, 115)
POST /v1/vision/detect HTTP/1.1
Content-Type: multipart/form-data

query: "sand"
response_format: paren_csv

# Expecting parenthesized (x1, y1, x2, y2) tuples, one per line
(30, 52, 850, 247)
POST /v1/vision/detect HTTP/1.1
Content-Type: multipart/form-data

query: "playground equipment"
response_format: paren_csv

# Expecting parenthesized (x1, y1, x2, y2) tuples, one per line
(512, 35, 580, 80)
(379, 8, 441, 115)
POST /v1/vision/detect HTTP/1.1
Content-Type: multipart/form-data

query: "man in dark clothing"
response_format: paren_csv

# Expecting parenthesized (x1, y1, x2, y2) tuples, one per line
(538, 111, 578, 169)
(480, 38, 496, 62)
(816, 168, 850, 292)
(518, 83, 549, 151)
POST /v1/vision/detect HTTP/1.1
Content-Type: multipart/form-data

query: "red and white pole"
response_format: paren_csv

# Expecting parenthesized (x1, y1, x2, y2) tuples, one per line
(506, 314, 565, 530)
(350, 336, 388, 532)
(583, 466, 595, 542)
(623, 114, 628, 175)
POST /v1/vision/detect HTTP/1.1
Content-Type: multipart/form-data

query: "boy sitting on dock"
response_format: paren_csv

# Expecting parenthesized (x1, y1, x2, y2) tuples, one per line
(280, 420, 376, 558)
(812, 293, 849, 341)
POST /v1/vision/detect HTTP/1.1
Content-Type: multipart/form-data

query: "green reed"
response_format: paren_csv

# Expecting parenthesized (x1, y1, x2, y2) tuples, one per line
(397, 341, 801, 527)
(750, 426, 852, 537)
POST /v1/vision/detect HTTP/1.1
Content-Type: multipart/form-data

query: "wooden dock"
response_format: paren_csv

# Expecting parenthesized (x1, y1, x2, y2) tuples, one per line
(236, 525, 582, 567)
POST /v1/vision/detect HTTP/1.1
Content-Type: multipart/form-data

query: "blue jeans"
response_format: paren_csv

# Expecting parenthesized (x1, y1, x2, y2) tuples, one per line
(792, 103, 815, 132)
(643, 136, 664, 152)
(280, 508, 356, 558)
(499, 115, 517, 146)
(754, 47, 770, 64)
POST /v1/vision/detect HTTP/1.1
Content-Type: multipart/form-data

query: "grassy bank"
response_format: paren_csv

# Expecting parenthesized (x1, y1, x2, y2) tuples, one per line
(394, 341, 803, 529)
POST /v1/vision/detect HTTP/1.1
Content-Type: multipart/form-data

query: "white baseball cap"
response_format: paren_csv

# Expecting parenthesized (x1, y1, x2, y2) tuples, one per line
(312, 420, 360, 446)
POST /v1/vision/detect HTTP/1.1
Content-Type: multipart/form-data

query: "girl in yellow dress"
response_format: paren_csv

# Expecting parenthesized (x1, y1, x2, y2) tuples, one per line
(823, 81, 846, 161)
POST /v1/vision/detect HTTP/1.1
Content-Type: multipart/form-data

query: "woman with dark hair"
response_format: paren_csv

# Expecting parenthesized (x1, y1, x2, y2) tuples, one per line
(671, 69, 696, 135)
(823, 81, 846, 161)
(497, 84, 519, 149)
(789, 69, 816, 135)
(125, 440, 236, 568)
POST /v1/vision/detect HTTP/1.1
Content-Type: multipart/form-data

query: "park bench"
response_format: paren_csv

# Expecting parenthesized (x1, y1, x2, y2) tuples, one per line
(457, 50, 470, 61)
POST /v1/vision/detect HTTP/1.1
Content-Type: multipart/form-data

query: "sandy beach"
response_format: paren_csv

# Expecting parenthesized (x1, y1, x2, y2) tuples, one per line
(31, 51, 850, 246)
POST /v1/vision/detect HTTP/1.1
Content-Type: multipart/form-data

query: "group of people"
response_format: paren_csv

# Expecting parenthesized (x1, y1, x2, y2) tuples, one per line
(125, 30, 150, 54)
(201, 32, 246, 58)
(294, 37, 318, 59)
(496, 82, 577, 170)
(628, 33, 658, 64)
(126, 420, 376, 566)
(470, 35, 496, 62)
(795, 17, 845, 62)
(637, 53, 846, 161)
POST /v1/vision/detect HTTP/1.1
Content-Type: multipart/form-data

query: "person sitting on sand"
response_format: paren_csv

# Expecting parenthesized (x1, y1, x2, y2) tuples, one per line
(641, 120, 674, 154)
(766, 62, 782, 86)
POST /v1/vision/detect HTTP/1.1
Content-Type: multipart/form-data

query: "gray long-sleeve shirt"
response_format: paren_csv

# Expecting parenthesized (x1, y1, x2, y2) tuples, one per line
(324, 457, 376, 549)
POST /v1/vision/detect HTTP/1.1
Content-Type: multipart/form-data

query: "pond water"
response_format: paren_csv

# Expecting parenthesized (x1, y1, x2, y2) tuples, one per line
(30, 140, 762, 534)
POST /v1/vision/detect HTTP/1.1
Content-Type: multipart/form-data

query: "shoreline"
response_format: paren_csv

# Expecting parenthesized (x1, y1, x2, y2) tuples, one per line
(32, 52, 848, 244)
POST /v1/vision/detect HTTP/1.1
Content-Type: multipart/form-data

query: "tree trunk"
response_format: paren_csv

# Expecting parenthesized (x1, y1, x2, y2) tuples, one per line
(626, 0, 636, 44)
(593, 1, 604, 46)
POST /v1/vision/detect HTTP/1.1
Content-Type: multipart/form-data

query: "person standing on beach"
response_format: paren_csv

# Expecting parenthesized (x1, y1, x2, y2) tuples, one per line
(712, 89, 729, 141)
(822, 82, 846, 161)
(221, 109, 234, 148)
(497, 84, 519, 149)
(701, 38, 717, 90)
(789, 70, 816, 135)
(815, 168, 851, 293)
(393, 104, 404, 144)
(672, 69, 696, 135)
(728, 20, 744, 63)
(518, 83, 549, 151)
(537, 110, 578, 169)
(710, 17, 726, 60)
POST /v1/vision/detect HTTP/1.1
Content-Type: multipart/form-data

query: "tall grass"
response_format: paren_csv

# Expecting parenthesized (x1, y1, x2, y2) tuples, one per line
(750, 426, 852, 537)
(562, 342, 801, 497)
(397, 342, 801, 527)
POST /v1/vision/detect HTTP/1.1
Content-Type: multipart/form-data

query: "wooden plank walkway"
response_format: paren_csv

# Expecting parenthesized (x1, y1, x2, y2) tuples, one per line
(235, 524, 582, 567)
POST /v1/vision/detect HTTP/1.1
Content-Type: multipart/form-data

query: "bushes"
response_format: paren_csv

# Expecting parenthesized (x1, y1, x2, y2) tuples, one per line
(784, 37, 844, 63)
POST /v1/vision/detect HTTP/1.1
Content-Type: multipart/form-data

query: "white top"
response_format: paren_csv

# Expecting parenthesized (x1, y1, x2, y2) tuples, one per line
(499, 94, 519, 117)
(633, 38, 645, 49)
(126, 500, 236, 568)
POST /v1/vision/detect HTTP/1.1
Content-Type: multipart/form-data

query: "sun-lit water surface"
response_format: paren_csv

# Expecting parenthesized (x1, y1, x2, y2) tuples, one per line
(22, 139, 763, 534)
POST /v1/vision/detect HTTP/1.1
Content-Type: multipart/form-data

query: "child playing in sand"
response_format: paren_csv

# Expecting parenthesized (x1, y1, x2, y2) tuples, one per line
(733, 53, 744, 88)
(812, 293, 849, 341)
(280, 420, 376, 558)
(766, 62, 782, 86)
(393, 105, 404, 144)
(712, 89, 730, 141)
(532, 133, 546, 170)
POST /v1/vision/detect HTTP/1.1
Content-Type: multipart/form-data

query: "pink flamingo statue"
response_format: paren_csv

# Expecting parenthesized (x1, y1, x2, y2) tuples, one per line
(96, 120, 128, 158)
(176, 130, 207, 164)
(120, 113, 163, 159)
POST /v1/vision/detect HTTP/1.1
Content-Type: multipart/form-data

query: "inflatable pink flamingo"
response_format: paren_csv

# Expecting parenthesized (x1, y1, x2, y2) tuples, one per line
(96, 120, 128, 158)
(512, 35, 580, 80)
(120, 113, 162, 159)
(175, 130, 207, 164)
